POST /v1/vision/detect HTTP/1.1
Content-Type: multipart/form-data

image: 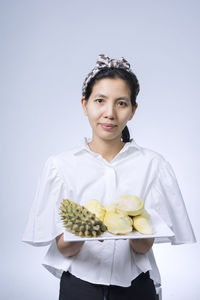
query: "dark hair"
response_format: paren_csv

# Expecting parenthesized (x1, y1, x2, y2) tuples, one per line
(84, 67, 140, 143)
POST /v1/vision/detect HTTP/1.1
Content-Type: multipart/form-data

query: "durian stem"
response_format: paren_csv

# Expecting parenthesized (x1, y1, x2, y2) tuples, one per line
(129, 238, 154, 254)
(56, 233, 85, 257)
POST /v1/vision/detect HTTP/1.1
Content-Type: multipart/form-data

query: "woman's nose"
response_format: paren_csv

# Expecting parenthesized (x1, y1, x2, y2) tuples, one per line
(104, 103, 116, 118)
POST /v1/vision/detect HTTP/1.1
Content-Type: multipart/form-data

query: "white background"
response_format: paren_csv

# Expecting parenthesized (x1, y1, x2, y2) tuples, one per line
(1, 1, 199, 299)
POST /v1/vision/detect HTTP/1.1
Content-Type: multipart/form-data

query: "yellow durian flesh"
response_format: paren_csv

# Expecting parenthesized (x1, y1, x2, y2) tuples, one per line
(103, 210, 133, 235)
(115, 194, 144, 216)
(85, 199, 106, 222)
(105, 204, 117, 212)
(133, 211, 154, 235)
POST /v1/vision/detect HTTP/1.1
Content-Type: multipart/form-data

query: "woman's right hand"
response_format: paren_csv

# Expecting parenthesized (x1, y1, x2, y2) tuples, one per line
(56, 233, 85, 257)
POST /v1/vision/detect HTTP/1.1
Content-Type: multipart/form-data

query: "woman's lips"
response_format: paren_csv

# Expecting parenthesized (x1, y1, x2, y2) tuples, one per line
(100, 123, 117, 130)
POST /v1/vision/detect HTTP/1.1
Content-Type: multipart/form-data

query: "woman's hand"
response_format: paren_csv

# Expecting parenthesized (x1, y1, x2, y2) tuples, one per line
(129, 238, 154, 254)
(56, 233, 85, 257)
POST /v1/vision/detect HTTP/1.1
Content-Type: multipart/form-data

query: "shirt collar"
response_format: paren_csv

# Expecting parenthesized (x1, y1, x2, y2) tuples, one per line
(72, 136, 142, 156)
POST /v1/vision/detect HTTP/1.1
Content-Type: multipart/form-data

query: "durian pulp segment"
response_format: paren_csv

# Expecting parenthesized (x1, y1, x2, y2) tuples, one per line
(105, 203, 130, 216)
(59, 199, 107, 237)
(115, 194, 144, 216)
(85, 199, 106, 222)
(132, 211, 154, 235)
(103, 210, 133, 235)
(105, 203, 117, 212)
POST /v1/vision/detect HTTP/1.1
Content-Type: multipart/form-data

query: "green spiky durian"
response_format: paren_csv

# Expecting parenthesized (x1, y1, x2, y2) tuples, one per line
(59, 199, 107, 237)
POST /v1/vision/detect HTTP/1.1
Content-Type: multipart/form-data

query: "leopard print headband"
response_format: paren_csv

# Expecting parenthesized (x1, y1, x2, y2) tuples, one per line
(82, 54, 140, 97)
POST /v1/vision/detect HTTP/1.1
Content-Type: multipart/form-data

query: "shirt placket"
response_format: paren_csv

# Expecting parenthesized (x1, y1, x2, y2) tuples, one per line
(103, 164, 118, 283)
(104, 164, 117, 206)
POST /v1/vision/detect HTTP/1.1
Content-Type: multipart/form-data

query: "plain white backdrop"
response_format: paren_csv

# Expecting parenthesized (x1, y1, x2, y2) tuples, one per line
(1, 0, 199, 299)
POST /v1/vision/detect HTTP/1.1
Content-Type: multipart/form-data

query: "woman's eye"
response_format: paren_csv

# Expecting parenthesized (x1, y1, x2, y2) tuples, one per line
(95, 99, 103, 103)
(119, 101, 127, 106)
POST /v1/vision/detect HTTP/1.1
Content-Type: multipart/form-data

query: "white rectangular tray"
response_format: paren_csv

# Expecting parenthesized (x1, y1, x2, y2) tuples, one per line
(63, 209, 175, 242)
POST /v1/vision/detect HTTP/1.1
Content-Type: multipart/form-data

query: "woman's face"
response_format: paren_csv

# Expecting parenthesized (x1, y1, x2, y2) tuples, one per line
(81, 77, 138, 143)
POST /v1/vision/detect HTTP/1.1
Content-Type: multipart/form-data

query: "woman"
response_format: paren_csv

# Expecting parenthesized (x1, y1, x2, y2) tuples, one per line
(22, 54, 196, 300)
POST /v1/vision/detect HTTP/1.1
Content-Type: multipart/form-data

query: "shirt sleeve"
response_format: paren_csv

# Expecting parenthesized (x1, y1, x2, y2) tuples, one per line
(146, 158, 196, 245)
(21, 156, 67, 247)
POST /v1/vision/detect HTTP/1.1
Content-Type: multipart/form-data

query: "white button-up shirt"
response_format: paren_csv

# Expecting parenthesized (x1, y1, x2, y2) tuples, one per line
(22, 136, 196, 287)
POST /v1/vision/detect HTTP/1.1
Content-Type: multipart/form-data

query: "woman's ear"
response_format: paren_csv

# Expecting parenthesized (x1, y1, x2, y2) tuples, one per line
(81, 97, 88, 116)
(129, 103, 138, 120)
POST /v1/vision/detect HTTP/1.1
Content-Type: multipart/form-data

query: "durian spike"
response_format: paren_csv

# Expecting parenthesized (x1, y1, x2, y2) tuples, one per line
(59, 198, 107, 238)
